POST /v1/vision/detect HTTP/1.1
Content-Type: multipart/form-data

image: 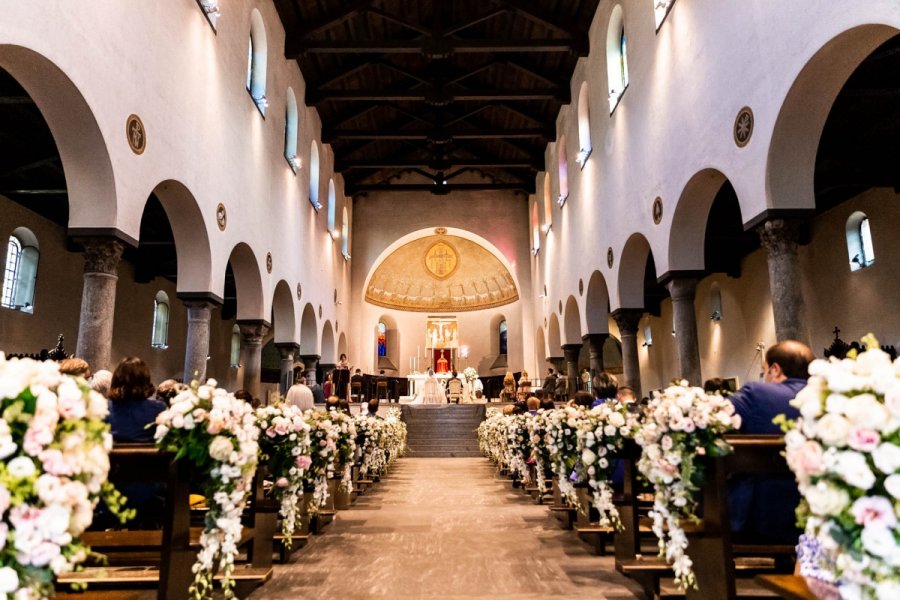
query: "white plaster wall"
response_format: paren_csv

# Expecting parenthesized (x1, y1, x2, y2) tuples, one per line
(0, 0, 351, 359)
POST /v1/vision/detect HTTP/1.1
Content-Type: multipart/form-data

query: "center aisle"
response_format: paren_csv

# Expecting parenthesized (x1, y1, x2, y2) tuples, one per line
(252, 458, 643, 599)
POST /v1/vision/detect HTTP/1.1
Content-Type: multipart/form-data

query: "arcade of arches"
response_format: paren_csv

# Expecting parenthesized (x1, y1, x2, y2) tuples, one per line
(1, 1, 899, 598)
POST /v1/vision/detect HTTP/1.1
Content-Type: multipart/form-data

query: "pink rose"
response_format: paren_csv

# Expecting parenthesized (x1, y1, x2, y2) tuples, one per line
(23, 541, 61, 567)
(206, 418, 224, 435)
(23, 426, 53, 456)
(266, 427, 277, 438)
(295, 455, 312, 470)
(796, 441, 825, 476)
(39, 449, 74, 477)
(275, 477, 289, 488)
(851, 496, 897, 528)
(848, 428, 880, 453)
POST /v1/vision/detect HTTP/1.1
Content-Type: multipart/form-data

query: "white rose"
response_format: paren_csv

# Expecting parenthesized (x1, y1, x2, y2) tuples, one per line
(42, 504, 71, 538)
(209, 436, 234, 462)
(875, 580, 900, 599)
(825, 393, 850, 415)
(884, 475, 900, 499)
(581, 449, 597, 465)
(854, 348, 892, 376)
(844, 394, 890, 430)
(805, 481, 850, 516)
(8, 456, 36, 479)
(87, 390, 108, 419)
(794, 386, 823, 419)
(608, 412, 625, 428)
(0, 566, 18, 594)
(833, 451, 876, 490)
(872, 443, 900, 474)
(817, 413, 852, 447)
(861, 525, 898, 559)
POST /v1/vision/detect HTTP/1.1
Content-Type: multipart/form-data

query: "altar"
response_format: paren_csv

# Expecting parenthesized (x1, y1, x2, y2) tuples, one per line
(407, 372, 454, 397)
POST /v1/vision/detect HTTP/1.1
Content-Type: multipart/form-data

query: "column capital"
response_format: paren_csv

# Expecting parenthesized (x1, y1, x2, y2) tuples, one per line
(177, 291, 224, 307)
(757, 217, 803, 255)
(237, 320, 270, 345)
(275, 342, 300, 352)
(664, 276, 699, 302)
(78, 237, 125, 275)
(611, 308, 643, 334)
(582, 333, 609, 346)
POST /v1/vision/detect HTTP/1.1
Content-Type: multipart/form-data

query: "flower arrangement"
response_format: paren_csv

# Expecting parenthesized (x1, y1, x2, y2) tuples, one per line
(477, 408, 507, 464)
(576, 401, 639, 528)
(154, 379, 259, 600)
(254, 404, 311, 549)
(0, 355, 131, 599)
(302, 409, 356, 509)
(526, 409, 553, 491)
(633, 381, 741, 590)
(354, 415, 387, 476)
(382, 408, 407, 462)
(783, 335, 900, 599)
(504, 413, 532, 479)
(463, 367, 478, 384)
(542, 405, 587, 504)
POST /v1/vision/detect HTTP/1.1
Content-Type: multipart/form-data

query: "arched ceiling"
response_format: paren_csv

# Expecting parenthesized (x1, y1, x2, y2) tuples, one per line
(365, 233, 518, 312)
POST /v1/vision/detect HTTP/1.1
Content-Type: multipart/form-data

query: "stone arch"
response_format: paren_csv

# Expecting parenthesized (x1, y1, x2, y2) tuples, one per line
(667, 169, 734, 273)
(376, 314, 399, 370)
(0, 45, 117, 230)
(767, 25, 899, 214)
(226, 242, 264, 321)
(148, 180, 213, 293)
(321, 320, 335, 363)
(547, 313, 562, 356)
(271, 279, 296, 344)
(617, 233, 653, 309)
(299, 303, 317, 355)
(337, 332, 348, 358)
(563, 295, 582, 344)
(585, 270, 610, 334)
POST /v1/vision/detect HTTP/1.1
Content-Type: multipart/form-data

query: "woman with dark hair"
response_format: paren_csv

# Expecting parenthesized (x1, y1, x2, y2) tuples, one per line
(590, 372, 619, 408)
(108, 357, 166, 443)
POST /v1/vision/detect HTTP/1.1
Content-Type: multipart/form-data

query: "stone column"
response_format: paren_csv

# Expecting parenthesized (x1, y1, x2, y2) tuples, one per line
(276, 343, 300, 396)
(238, 321, 270, 401)
(181, 299, 217, 384)
(758, 218, 810, 345)
(583, 333, 609, 378)
(75, 237, 125, 372)
(300, 355, 320, 385)
(666, 277, 702, 386)
(561, 343, 582, 395)
(612, 309, 643, 399)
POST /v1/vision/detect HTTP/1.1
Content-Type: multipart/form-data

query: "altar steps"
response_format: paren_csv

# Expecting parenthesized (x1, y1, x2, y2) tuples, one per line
(402, 405, 485, 458)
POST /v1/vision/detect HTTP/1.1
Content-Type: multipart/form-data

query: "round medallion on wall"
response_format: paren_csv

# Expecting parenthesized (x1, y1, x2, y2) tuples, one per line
(652, 197, 663, 225)
(607, 247, 614, 269)
(216, 203, 227, 231)
(733, 106, 754, 148)
(434, 227, 447, 235)
(125, 114, 146, 155)
(318, 305, 323, 318)
(558, 300, 563, 315)
(266, 253, 273, 273)
(296, 283, 302, 300)
(578, 278, 584, 295)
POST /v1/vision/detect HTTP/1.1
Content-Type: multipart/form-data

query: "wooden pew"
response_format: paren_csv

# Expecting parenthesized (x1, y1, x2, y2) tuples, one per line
(616, 435, 797, 600)
(57, 444, 273, 598)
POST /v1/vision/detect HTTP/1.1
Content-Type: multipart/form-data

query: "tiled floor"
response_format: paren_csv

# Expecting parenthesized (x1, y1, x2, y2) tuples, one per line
(252, 458, 644, 599)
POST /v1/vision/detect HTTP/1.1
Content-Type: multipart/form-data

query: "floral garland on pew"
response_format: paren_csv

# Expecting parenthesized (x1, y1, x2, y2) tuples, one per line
(782, 335, 900, 599)
(526, 410, 553, 492)
(504, 413, 532, 479)
(477, 408, 507, 465)
(0, 355, 132, 599)
(354, 415, 387, 476)
(382, 408, 407, 463)
(576, 401, 639, 528)
(302, 409, 356, 511)
(633, 381, 741, 590)
(542, 405, 587, 504)
(255, 404, 312, 550)
(154, 380, 259, 600)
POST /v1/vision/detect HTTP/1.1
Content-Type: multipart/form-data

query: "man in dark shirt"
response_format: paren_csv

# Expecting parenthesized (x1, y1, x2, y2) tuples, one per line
(310, 372, 326, 405)
(728, 340, 815, 544)
(542, 368, 557, 398)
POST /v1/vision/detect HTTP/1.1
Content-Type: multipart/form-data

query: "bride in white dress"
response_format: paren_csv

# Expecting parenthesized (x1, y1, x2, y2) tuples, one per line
(411, 368, 446, 404)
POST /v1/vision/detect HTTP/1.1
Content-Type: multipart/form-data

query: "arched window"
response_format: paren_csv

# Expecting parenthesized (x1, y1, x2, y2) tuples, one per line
(230, 324, 241, 368)
(557, 136, 569, 206)
(284, 87, 299, 171)
(499, 320, 508, 355)
(577, 82, 592, 167)
(542, 173, 552, 233)
(247, 10, 268, 115)
(654, 0, 676, 30)
(642, 325, 653, 348)
(1, 228, 39, 313)
(846, 211, 875, 271)
(531, 202, 540, 255)
(710, 282, 723, 321)
(309, 141, 321, 210)
(327, 179, 337, 236)
(341, 206, 350, 259)
(607, 5, 628, 112)
(377, 322, 387, 357)
(151, 291, 170, 349)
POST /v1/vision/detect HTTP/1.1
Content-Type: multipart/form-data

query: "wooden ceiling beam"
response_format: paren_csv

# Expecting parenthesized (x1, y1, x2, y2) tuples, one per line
(309, 88, 564, 103)
(324, 128, 551, 142)
(337, 158, 542, 170)
(367, 7, 431, 36)
(295, 0, 373, 38)
(347, 182, 531, 193)
(496, 0, 575, 36)
(445, 8, 508, 36)
(290, 38, 581, 56)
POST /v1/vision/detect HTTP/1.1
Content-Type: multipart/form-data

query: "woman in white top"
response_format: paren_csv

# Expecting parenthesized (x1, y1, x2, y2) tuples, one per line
(411, 368, 446, 404)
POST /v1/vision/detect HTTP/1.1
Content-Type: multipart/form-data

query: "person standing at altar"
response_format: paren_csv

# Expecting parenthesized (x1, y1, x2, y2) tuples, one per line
(542, 368, 557, 398)
(337, 353, 350, 370)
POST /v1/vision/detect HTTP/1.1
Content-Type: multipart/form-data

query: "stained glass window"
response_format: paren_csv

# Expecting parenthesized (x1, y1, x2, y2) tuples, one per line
(377, 321, 387, 356)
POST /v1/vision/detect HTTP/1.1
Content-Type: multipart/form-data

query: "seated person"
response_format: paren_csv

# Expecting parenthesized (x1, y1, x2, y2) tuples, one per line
(90, 369, 113, 398)
(500, 371, 516, 402)
(728, 340, 814, 545)
(590, 372, 618, 408)
(59, 357, 91, 379)
(616, 385, 639, 412)
(526, 396, 540, 415)
(366, 398, 382, 419)
(517, 371, 532, 394)
(156, 379, 187, 404)
(568, 391, 594, 409)
(325, 395, 340, 412)
(703, 377, 735, 396)
(310, 375, 326, 404)
(285, 378, 314, 411)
